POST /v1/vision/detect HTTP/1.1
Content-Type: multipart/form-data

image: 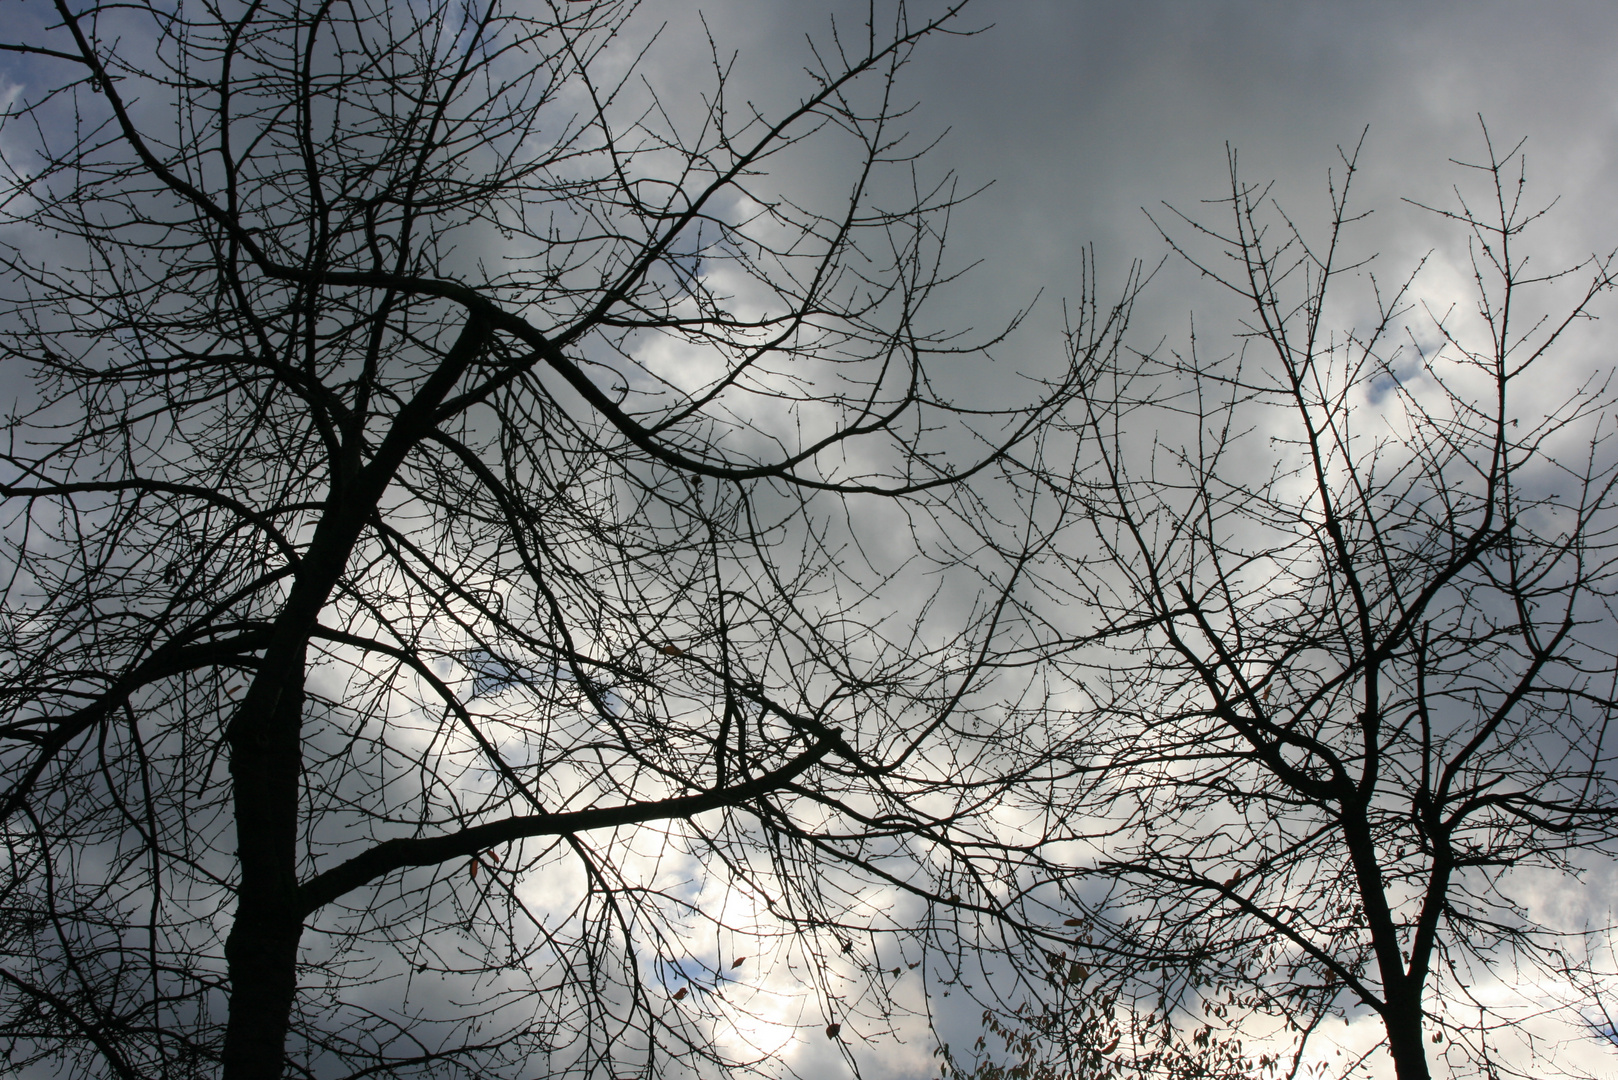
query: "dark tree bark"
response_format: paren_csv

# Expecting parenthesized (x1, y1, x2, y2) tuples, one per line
(221, 656, 305, 1080)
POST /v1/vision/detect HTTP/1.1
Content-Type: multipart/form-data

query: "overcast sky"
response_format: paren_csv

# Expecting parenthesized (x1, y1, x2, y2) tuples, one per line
(6, 3, 1616, 1078)
(643, 0, 1609, 341)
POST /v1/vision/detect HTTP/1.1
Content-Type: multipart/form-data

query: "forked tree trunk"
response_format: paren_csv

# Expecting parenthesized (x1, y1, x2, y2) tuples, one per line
(215, 314, 485, 1079)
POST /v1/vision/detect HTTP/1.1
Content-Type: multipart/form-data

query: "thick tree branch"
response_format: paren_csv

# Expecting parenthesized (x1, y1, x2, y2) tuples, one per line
(296, 731, 844, 915)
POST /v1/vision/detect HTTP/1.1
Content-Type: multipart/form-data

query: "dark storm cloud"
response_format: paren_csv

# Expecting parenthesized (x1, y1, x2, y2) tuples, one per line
(901, 1, 1618, 271)
(646, 0, 1618, 394)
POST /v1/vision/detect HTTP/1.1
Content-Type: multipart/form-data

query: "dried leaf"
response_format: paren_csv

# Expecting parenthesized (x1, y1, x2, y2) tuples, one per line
(825, 1023, 840, 1039)
(672, 986, 688, 1001)
(730, 956, 745, 968)
(1063, 918, 1084, 927)
(657, 644, 685, 656)
(468, 860, 478, 879)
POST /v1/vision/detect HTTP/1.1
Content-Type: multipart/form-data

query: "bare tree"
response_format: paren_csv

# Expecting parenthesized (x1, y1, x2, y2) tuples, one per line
(1019, 131, 1618, 1080)
(0, 2, 1087, 1078)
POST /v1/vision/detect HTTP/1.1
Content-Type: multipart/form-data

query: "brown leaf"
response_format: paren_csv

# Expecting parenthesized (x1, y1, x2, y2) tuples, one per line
(730, 956, 745, 968)
(1063, 918, 1085, 927)
(657, 644, 685, 656)
(825, 1023, 841, 1039)
(672, 986, 688, 1001)
(468, 860, 478, 879)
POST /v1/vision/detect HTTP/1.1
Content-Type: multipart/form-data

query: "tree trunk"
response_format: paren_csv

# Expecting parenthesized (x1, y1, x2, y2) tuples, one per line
(212, 315, 482, 1076)
(1382, 986, 1432, 1080)
(221, 904, 304, 1080)
(221, 657, 307, 1080)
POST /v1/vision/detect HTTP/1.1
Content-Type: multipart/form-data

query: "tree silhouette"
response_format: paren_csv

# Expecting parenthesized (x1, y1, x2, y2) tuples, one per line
(1020, 132, 1618, 1080)
(0, 2, 1098, 1077)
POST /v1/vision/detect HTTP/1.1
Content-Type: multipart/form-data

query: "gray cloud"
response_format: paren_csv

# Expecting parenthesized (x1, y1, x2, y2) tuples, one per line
(636, 0, 1618, 402)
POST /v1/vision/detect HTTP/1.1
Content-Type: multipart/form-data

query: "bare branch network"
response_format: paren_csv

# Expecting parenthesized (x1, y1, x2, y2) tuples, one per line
(5, 3, 1616, 1079)
(0, 2, 1128, 1078)
(965, 130, 1618, 1080)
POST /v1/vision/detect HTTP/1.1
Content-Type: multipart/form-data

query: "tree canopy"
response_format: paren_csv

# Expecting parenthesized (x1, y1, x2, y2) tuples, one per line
(0, 2, 1103, 1077)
